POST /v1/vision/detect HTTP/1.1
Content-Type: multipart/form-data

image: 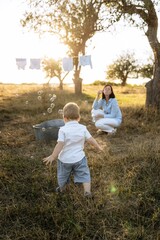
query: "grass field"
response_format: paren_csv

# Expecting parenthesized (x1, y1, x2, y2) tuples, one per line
(1, 83, 160, 240)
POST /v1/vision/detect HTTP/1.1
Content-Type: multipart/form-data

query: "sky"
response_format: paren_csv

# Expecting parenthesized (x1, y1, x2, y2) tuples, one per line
(0, 0, 160, 85)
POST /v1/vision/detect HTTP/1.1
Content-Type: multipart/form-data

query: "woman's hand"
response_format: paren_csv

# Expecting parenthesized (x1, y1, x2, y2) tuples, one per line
(97, 90, 103, 97)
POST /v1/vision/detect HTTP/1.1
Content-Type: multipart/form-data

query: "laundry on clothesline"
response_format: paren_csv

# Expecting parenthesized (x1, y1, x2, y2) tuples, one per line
(62, 57, 74, 71)
(29, 58, 41, 69)
(16, 58, 27, 70)
(15, 58, 41, 70)
(15, 55, 93, 72)
(62, 55, 93, 71)
(78, 55, 92, 69)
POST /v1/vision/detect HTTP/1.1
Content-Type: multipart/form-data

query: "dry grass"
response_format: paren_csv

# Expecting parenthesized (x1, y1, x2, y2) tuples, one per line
(0, 83, 160, 240)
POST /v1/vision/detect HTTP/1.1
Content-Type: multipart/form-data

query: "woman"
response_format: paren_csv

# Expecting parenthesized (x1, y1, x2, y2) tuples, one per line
(91, 84, 122, 134)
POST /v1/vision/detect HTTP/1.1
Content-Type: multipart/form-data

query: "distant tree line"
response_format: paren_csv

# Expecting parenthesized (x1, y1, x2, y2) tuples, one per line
(106, 52, 154, 86)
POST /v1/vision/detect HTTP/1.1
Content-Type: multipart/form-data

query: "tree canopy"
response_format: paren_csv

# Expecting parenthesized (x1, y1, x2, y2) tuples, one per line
(106, 52, 138, 86)
(103, 0, 160, 108)
(21, 0, 105, 94)
(42, 58, 67, 90)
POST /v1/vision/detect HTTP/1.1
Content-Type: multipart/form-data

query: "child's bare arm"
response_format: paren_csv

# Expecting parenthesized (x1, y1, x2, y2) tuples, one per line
(43, 141, 64, 165)
(86, 137, 103, 151)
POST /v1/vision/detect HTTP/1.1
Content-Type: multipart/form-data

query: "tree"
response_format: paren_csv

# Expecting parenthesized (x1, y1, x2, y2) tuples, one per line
(138, 56, 154, 79)
(41, 58, 68, 90)
(21, 0, 104, 94)
(106, 52, 138, 86)
(139, 63, 154, 79)
(103, 0, 160, 109)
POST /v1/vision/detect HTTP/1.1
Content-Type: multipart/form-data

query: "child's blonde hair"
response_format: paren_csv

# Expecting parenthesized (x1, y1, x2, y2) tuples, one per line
(63, 102, 80, 120)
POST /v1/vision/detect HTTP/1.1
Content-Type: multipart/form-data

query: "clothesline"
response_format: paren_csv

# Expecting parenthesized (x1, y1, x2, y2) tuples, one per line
(15, 55, 93, 71)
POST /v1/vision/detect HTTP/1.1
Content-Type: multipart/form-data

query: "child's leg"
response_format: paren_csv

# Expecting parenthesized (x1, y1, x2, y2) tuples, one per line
(83, 182, 91, 194)
(56, 185, 66, 192)
(73, 157, 91, 196)
(57, 160, 72, 191)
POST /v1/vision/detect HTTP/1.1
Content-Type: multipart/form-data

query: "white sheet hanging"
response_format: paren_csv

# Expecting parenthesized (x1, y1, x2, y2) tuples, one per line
(29, 58, 41, 69)
(78, 55, 92, 69)
(16, 58, 27, 70)
(62, 57, 74, 71)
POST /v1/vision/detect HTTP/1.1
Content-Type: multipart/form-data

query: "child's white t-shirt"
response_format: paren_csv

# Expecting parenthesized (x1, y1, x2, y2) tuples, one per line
(57, 121, 91, 163)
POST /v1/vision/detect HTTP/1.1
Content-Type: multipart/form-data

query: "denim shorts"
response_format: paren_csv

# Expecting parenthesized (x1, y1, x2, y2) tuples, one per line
(57, 156, 91, 188)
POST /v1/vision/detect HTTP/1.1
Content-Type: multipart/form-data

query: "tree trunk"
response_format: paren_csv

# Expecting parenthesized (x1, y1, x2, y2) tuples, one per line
(152, 53, 160, 110)
(145, 79, 153, 107)
(73, 56, 82, 95)
(74, 77, 82, 95)
(121, 76, 127, 86)
(59, 80, 63, 90)
(145, 19, 160, 110)
(145, 38, 160, 109)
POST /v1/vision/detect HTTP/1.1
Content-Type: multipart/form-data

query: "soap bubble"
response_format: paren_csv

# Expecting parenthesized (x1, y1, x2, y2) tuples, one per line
(50, 103, 55, 108)
(50, 93, 57, 102)
(39, 90, 43, 95)
(47, 108, 52, 113)
(37, 96, 42, 101)
(52, 94, 57, 99)
(50, 97, 55, 102)
(58, 109, 63, 115)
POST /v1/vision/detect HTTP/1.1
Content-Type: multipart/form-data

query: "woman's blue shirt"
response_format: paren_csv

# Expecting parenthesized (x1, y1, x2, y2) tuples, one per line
(92, 98, 122, 122)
